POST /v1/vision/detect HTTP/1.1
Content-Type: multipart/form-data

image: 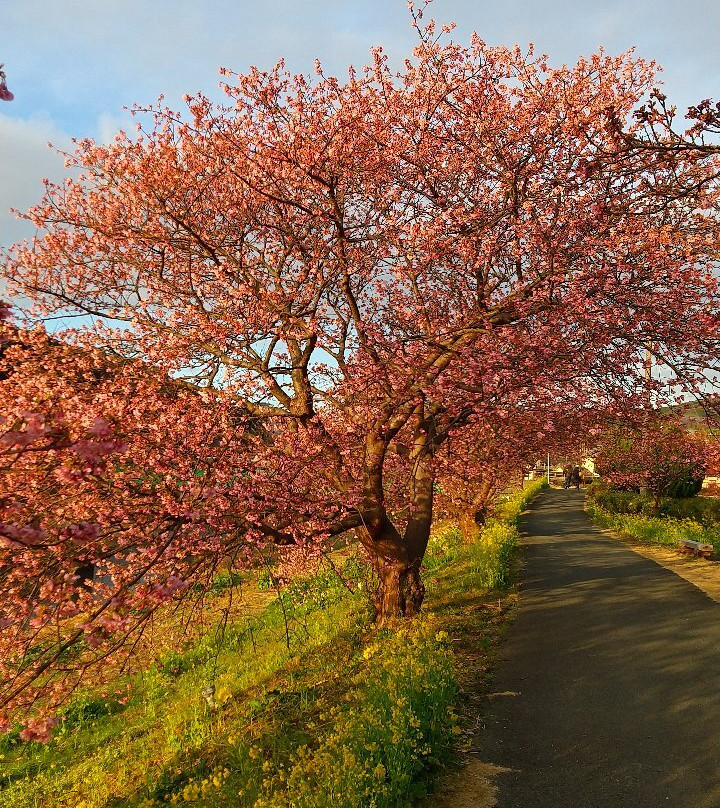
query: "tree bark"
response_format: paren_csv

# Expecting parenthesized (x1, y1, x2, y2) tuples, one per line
(357, 405, 439, 625)
(457, 477, 495, 541)
(356, 515, 426, 626)
(372, 556, 425, 625)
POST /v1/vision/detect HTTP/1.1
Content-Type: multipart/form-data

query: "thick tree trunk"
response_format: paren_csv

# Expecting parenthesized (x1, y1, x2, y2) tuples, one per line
(373, 557, 425, 625)
(357, 518, 426, 626)
(358, 407, 437, 625)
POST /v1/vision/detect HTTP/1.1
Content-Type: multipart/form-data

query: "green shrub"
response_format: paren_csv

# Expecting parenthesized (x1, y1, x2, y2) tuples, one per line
(210, 570, 245, 593)
(664, 473, 704, 498)
(58, 694, 127, 731)
(587, 482, 720, 526)
(659, 496, 720, 525)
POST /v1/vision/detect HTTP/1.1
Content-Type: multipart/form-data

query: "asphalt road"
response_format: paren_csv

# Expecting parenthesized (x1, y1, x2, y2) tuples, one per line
(476, 488, 720, 808)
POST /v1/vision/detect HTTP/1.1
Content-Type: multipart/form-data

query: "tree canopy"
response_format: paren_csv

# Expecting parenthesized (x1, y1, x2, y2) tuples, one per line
(2, 23, 720, 730)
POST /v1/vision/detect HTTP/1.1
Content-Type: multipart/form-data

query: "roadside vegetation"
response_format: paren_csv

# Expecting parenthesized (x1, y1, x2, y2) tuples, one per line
(585, 482, 720, 553)
(0, 481, 546, 808)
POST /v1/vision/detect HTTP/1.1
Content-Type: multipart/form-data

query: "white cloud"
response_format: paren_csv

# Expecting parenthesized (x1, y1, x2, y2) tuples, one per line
(0, 114, 72, 246)
(96, 111, 135, 146)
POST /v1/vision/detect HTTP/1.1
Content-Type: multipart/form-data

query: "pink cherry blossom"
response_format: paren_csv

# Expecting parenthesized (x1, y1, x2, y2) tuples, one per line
(0, 29, 719, 736)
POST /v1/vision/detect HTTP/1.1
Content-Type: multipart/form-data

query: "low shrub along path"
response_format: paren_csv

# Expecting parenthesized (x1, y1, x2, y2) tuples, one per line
(474, 488, 720, 808)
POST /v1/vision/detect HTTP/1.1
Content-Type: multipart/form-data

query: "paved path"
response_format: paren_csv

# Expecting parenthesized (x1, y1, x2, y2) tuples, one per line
(476, 489, 720, 808)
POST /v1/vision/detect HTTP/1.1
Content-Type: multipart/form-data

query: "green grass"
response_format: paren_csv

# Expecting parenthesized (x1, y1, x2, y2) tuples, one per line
(585, 481, 720, 552)
(586, 498, 720, 553)
(0, 561, 377, 808)
(0, 480, 546, 808)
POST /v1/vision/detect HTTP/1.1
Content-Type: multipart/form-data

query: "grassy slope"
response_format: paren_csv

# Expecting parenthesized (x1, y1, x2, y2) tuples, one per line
(0, 481, 546, 808)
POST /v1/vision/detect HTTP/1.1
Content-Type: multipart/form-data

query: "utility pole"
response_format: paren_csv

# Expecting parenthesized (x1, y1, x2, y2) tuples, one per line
(644, 345, 654, 407)
(640, 345, 653, 497)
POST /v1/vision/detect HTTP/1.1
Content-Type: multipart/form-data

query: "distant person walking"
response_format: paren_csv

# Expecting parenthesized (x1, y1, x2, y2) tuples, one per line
(570, 466, 581, 489)
(563, 465, 573, 489)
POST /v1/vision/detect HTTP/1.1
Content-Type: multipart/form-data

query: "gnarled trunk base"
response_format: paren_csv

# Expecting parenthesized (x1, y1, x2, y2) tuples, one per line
(373, 559, 425, 626)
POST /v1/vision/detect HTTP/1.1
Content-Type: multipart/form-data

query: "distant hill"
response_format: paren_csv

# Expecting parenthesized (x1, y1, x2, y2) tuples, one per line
(660, 396, 720, 432)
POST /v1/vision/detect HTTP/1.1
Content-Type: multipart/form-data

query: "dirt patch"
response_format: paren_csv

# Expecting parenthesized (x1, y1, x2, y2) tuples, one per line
(429, 759, 509, 808)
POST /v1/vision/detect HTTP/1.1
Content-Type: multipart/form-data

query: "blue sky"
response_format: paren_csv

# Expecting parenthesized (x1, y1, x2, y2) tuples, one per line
(1, 0, 719, 248)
